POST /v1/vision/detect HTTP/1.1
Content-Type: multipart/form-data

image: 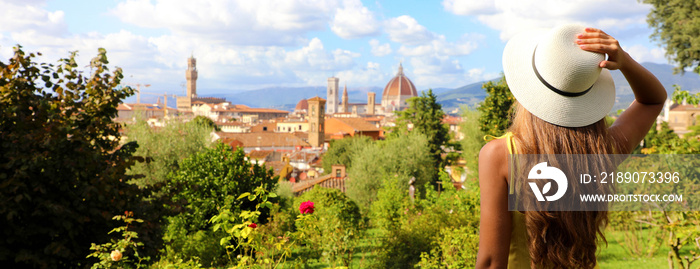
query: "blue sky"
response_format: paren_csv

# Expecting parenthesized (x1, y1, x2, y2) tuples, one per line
(0, 0, 667, 99)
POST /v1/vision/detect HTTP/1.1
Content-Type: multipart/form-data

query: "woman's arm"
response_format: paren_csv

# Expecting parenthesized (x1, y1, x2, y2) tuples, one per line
(475, 139, 511, 269)
(577, 27, 667, 154)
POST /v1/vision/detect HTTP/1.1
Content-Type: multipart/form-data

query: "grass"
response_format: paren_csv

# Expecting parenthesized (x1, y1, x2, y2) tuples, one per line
(598, 228, 670, 268)
(278, 228, 383, 268)
(279, 228, 683, 268)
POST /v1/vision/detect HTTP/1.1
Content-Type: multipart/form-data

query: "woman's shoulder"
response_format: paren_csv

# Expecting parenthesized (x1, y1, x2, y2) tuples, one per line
(480, 136, 508, 160)
(479, 137, 508, 173)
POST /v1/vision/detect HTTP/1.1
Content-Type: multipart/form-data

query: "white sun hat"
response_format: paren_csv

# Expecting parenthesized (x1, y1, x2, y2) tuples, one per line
(502, 24, 615, 127)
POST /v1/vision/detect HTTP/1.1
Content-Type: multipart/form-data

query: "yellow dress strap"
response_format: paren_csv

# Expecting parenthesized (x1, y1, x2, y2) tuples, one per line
(484, 132, 516, 154)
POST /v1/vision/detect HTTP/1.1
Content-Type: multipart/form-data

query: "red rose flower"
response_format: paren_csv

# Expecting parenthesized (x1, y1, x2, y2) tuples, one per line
(248, 223, 257, 228)
(299, 200, 315, 214)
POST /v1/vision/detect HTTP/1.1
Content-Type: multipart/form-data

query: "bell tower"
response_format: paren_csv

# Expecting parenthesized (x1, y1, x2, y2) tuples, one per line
(307, 96, 326, 148)
(186, 56, 198, 98)
(327, 77, 339, 114)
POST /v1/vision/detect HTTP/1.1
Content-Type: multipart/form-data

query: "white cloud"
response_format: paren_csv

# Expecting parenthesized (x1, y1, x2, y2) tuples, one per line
(284, 38, 359, 71)
(369, 39, 392, 57)
(397, 34, 479, 57)
(625, 44, 668, 64)
(335, 61, 388, 87)
(467, 67, 500, 82)
(443, 0, 652, 41)
(384, 15, 437, 45)
(111, 0, 341, 46)
(442, 0, 495, 15)
(331, 0, 380, 39)
(0, 1, 67, 36)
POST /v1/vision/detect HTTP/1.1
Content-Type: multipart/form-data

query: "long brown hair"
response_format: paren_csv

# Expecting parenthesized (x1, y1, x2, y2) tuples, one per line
(509, 102, 613, 269)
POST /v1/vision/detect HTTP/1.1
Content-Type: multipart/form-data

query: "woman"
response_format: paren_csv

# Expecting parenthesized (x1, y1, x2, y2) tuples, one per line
(476, 25, 666, 268)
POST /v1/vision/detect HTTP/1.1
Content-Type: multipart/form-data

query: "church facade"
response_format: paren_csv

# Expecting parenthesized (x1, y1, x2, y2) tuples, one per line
(324, 63, 418, 116)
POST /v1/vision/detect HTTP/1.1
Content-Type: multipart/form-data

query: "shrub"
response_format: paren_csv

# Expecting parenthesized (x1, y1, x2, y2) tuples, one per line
(294, 187, 364, 266)
(374, 173, 480, 269)
(162, 143, 277, 266)
(416, 226, 479, 268)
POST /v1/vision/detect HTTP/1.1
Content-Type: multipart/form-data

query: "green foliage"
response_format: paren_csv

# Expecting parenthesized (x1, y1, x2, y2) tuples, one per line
(88, 212, 150, 269)
(163, 143, 277, 266)
(162, 218, 225, 266)
(415, 226, 479, 268)
(371, 175, 413, 232)
(125, 118, 212, 187)
(0, 46, 154, 267)
(294, 187, 364, 266)
(671, 85, 700, 105)
(607, 211, 664, 258)
(663, 211, 700, 269)
(459, 107, 485, 180)
(394, 89, 451, 168)
(639, 122, 700, 154)
(643, 0, 700, 74)
(346, 132, 435, 211)
(190, 115, 221, 131)
(321, 136, 373, 174)
(374, 174, 481, 269)
(477, 75, 515, 137)
(210, 185, 294, 267)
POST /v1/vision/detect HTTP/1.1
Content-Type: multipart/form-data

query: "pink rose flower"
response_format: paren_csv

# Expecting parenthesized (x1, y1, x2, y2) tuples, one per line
(248, 223, 257, 228)
(110, 250, 122, 261)
(299, 200, 315, 214)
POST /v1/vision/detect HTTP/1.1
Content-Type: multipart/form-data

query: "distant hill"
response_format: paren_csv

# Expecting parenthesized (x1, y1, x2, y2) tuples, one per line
(436, 62, 700, 113)
(174, 63, 700, 112)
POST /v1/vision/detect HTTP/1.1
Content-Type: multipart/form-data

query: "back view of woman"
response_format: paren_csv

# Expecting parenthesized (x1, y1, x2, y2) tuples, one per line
(476, 25, 667, 268)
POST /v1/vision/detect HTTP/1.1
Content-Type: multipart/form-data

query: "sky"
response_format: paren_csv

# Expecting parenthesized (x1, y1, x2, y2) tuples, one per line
(0, 0, 669, 99)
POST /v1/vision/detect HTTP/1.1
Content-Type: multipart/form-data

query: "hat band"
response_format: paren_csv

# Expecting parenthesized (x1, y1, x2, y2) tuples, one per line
(531, 46, 593, 97)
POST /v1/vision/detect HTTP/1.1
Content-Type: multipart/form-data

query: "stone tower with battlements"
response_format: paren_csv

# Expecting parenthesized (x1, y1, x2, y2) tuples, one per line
(186, 56, 198, 98)
(341, 83, 348, 113)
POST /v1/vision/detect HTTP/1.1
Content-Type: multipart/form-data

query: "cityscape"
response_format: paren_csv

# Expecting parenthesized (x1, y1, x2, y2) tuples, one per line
(1, 1, 699, 268)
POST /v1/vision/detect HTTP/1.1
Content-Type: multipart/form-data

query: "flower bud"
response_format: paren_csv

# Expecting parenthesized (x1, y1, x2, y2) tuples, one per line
(110, 250, 122, 261)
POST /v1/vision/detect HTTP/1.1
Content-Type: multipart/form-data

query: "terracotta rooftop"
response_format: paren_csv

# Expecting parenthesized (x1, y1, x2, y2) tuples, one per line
(442, 116, 463, 125)
(669, 104, 700, 111)
(218, 132, 310, 148)
(248, 150, 274, 160)
(328, 117, 380, 132)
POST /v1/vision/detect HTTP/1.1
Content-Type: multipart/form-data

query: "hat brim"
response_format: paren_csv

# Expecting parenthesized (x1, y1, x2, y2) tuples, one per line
(503, 30, 615, 127)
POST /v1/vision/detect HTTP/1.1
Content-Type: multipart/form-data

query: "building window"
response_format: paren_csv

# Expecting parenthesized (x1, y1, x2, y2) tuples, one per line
(299, 125, 302, 130)
(263, 126, 267, 131)
(335, 169, 341, 178)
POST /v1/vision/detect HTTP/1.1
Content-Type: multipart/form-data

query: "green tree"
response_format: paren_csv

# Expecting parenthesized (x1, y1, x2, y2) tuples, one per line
(0, 47, 151, 267)
(163, 143, 277, 265)
(395, 89, 451, 168)
(190, 115, 221, 131)
(125, 118, 212, 187)
(346, 133, 434, 212)
(321, 136, 373, 174)
(477, 76, 515, 137)
(460, 108, 485, 180)
(639, 121, 700, 154)
(643, 0, 700, 74)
